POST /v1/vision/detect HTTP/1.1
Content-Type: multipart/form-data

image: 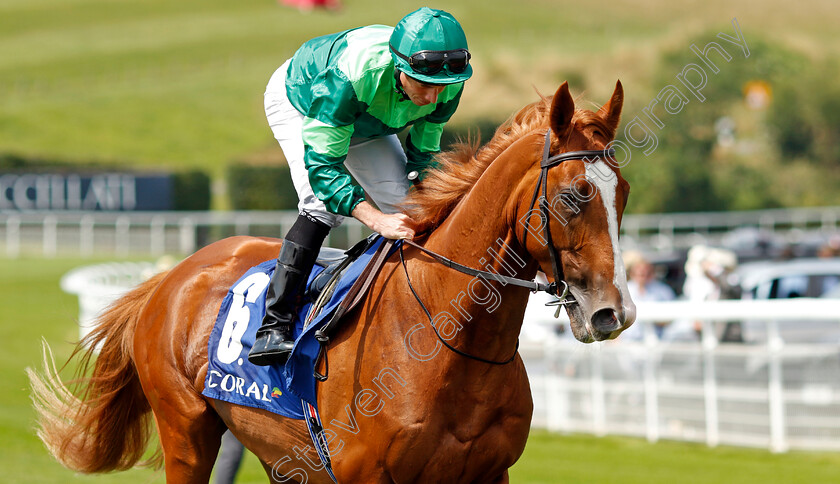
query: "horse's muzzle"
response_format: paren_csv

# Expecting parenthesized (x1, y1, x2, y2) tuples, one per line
(566, 291, 636, 343)
(591, 307, 623, 337)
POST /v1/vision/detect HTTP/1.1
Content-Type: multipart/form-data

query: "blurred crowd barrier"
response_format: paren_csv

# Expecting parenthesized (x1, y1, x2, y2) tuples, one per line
(3, 206, 839, 257)
(522, 298, 840, 453)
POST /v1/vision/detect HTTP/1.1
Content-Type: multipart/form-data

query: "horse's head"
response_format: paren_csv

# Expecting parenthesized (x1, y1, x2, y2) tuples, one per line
(517, 81, 636, 342)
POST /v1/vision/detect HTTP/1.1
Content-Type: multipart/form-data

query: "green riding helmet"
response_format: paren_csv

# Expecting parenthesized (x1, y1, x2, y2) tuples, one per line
(389, 7, 473, 85)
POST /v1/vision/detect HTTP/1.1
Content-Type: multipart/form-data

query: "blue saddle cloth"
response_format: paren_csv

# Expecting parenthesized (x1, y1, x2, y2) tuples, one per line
(202, 237, 388, 419)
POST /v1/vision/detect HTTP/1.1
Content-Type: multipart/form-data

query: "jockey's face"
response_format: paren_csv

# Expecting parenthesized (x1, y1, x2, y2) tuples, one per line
(400, 72, 446, 106)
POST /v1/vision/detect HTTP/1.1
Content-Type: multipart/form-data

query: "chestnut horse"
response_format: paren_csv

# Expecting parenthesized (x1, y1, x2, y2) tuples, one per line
(29, 81, 635, 483)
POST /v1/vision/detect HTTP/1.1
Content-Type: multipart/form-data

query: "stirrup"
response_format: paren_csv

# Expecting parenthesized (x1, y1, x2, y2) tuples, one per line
(249, 328, 295, 366)
(248, 323, 295, 366)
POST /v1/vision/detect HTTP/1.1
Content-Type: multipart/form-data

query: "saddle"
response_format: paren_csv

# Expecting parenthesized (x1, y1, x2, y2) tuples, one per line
(303, 235, 396, 344)
(298, 235, 397, 382)
(306, 234, 376, 305)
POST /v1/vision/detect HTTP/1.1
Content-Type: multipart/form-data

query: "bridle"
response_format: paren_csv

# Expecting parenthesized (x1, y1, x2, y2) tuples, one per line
(521, 130, 616, 305)
(399, 129, 616, 365)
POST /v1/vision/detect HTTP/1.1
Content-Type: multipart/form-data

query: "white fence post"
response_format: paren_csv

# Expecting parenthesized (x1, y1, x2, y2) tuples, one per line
(6, 215, 20, 258)
(591, 343, 606, 436)
(643, 322, 660, 443)
(702, 318, 720, 447)
(115, 216, 130, 256)
(150, 216, 165, 255)
(42, 215, 57, 258)
(657, 218, 674, 252)
(235, 215, 250, 236)
(760, 214, 775, 232)
(544, 337, 568, 432)
(80, 215, 94, 257)
(821, 210, 837, 232)
(179, 218, 196, 254)
(767, 319, 788, 453)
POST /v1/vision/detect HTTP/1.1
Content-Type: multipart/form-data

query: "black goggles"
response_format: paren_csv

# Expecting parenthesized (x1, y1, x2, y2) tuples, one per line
(390, 45, 471, 76)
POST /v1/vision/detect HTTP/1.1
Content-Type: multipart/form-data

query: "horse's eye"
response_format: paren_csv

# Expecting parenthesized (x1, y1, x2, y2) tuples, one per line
(553, 190, 583, 218)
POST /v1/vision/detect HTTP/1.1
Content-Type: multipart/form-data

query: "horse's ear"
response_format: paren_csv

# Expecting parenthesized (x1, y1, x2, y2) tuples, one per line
(599, 80, 624, 136)
(550, 81, 575, 140)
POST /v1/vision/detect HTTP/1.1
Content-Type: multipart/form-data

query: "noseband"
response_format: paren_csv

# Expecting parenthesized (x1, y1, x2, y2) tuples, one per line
(522, 130, 616, 305)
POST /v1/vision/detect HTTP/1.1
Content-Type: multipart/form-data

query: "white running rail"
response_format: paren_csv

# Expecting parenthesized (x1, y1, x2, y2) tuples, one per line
(4, 205, 839, 257)
(521, 298, 840, 453)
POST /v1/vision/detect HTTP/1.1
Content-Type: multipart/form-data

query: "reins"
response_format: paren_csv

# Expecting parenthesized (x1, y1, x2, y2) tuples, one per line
(401, 239, 563, 295)
(398, 130, 615, 365)
(399, 244, 519, 365)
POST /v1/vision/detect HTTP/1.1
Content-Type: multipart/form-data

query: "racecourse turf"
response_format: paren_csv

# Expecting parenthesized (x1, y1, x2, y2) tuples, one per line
(4, 256, 840, 482)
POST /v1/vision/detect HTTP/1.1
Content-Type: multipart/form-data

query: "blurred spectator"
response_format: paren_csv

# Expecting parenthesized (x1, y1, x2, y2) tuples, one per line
(667, 245, 741, 342)
(213, 430, 245, 484)
(682, 245, 740, 302)
(626, 252, 676, 303)
(621, 251, 675, 340)
(777, 243, 797, 261)
(817, 236, 840, 258)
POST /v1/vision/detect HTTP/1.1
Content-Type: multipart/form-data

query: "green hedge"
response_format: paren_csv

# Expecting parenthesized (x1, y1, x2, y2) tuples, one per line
(227, 162, 298, 210)
(0, 153, 29, 170)
(172, 170, 211, 210)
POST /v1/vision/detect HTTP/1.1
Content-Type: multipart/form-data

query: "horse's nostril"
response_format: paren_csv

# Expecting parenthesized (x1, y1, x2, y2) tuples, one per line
(591, 308, 621, 334)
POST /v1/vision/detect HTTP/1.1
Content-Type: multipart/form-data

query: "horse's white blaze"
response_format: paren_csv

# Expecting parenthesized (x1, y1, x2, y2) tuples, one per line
(585, 161, 635, 323)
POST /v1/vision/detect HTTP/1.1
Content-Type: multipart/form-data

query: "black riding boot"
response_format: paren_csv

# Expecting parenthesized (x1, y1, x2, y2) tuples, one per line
(249, 214, 330, 366)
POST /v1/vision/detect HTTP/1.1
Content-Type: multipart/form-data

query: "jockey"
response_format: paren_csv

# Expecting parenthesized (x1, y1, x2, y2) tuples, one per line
(249, 7, 473, 366)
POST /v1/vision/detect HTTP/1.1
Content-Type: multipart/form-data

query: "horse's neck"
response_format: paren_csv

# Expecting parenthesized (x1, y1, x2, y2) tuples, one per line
(419, 143, 539, 361)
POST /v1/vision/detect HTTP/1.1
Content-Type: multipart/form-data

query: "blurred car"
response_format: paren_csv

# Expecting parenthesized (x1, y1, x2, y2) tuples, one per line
(738, 258, 840, 300)
(736, 258, 840, 343)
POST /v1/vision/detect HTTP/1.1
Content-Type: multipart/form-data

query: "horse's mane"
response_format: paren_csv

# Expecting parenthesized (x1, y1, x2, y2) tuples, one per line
(404, 94, 614, 231)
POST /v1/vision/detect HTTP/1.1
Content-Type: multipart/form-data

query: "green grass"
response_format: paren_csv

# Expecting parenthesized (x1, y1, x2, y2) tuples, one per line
(0, 256, 164, 483)
(510, 431, 840, 484)
(4, 256, 840, 482)
(2, 0, 838, 182)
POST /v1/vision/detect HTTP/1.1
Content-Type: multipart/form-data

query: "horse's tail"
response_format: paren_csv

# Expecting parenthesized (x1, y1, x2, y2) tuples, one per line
(26, 271, 169, 473)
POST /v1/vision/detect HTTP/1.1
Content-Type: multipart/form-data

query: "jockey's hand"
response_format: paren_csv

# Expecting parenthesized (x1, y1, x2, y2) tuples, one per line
(352, 201, 416, 240)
